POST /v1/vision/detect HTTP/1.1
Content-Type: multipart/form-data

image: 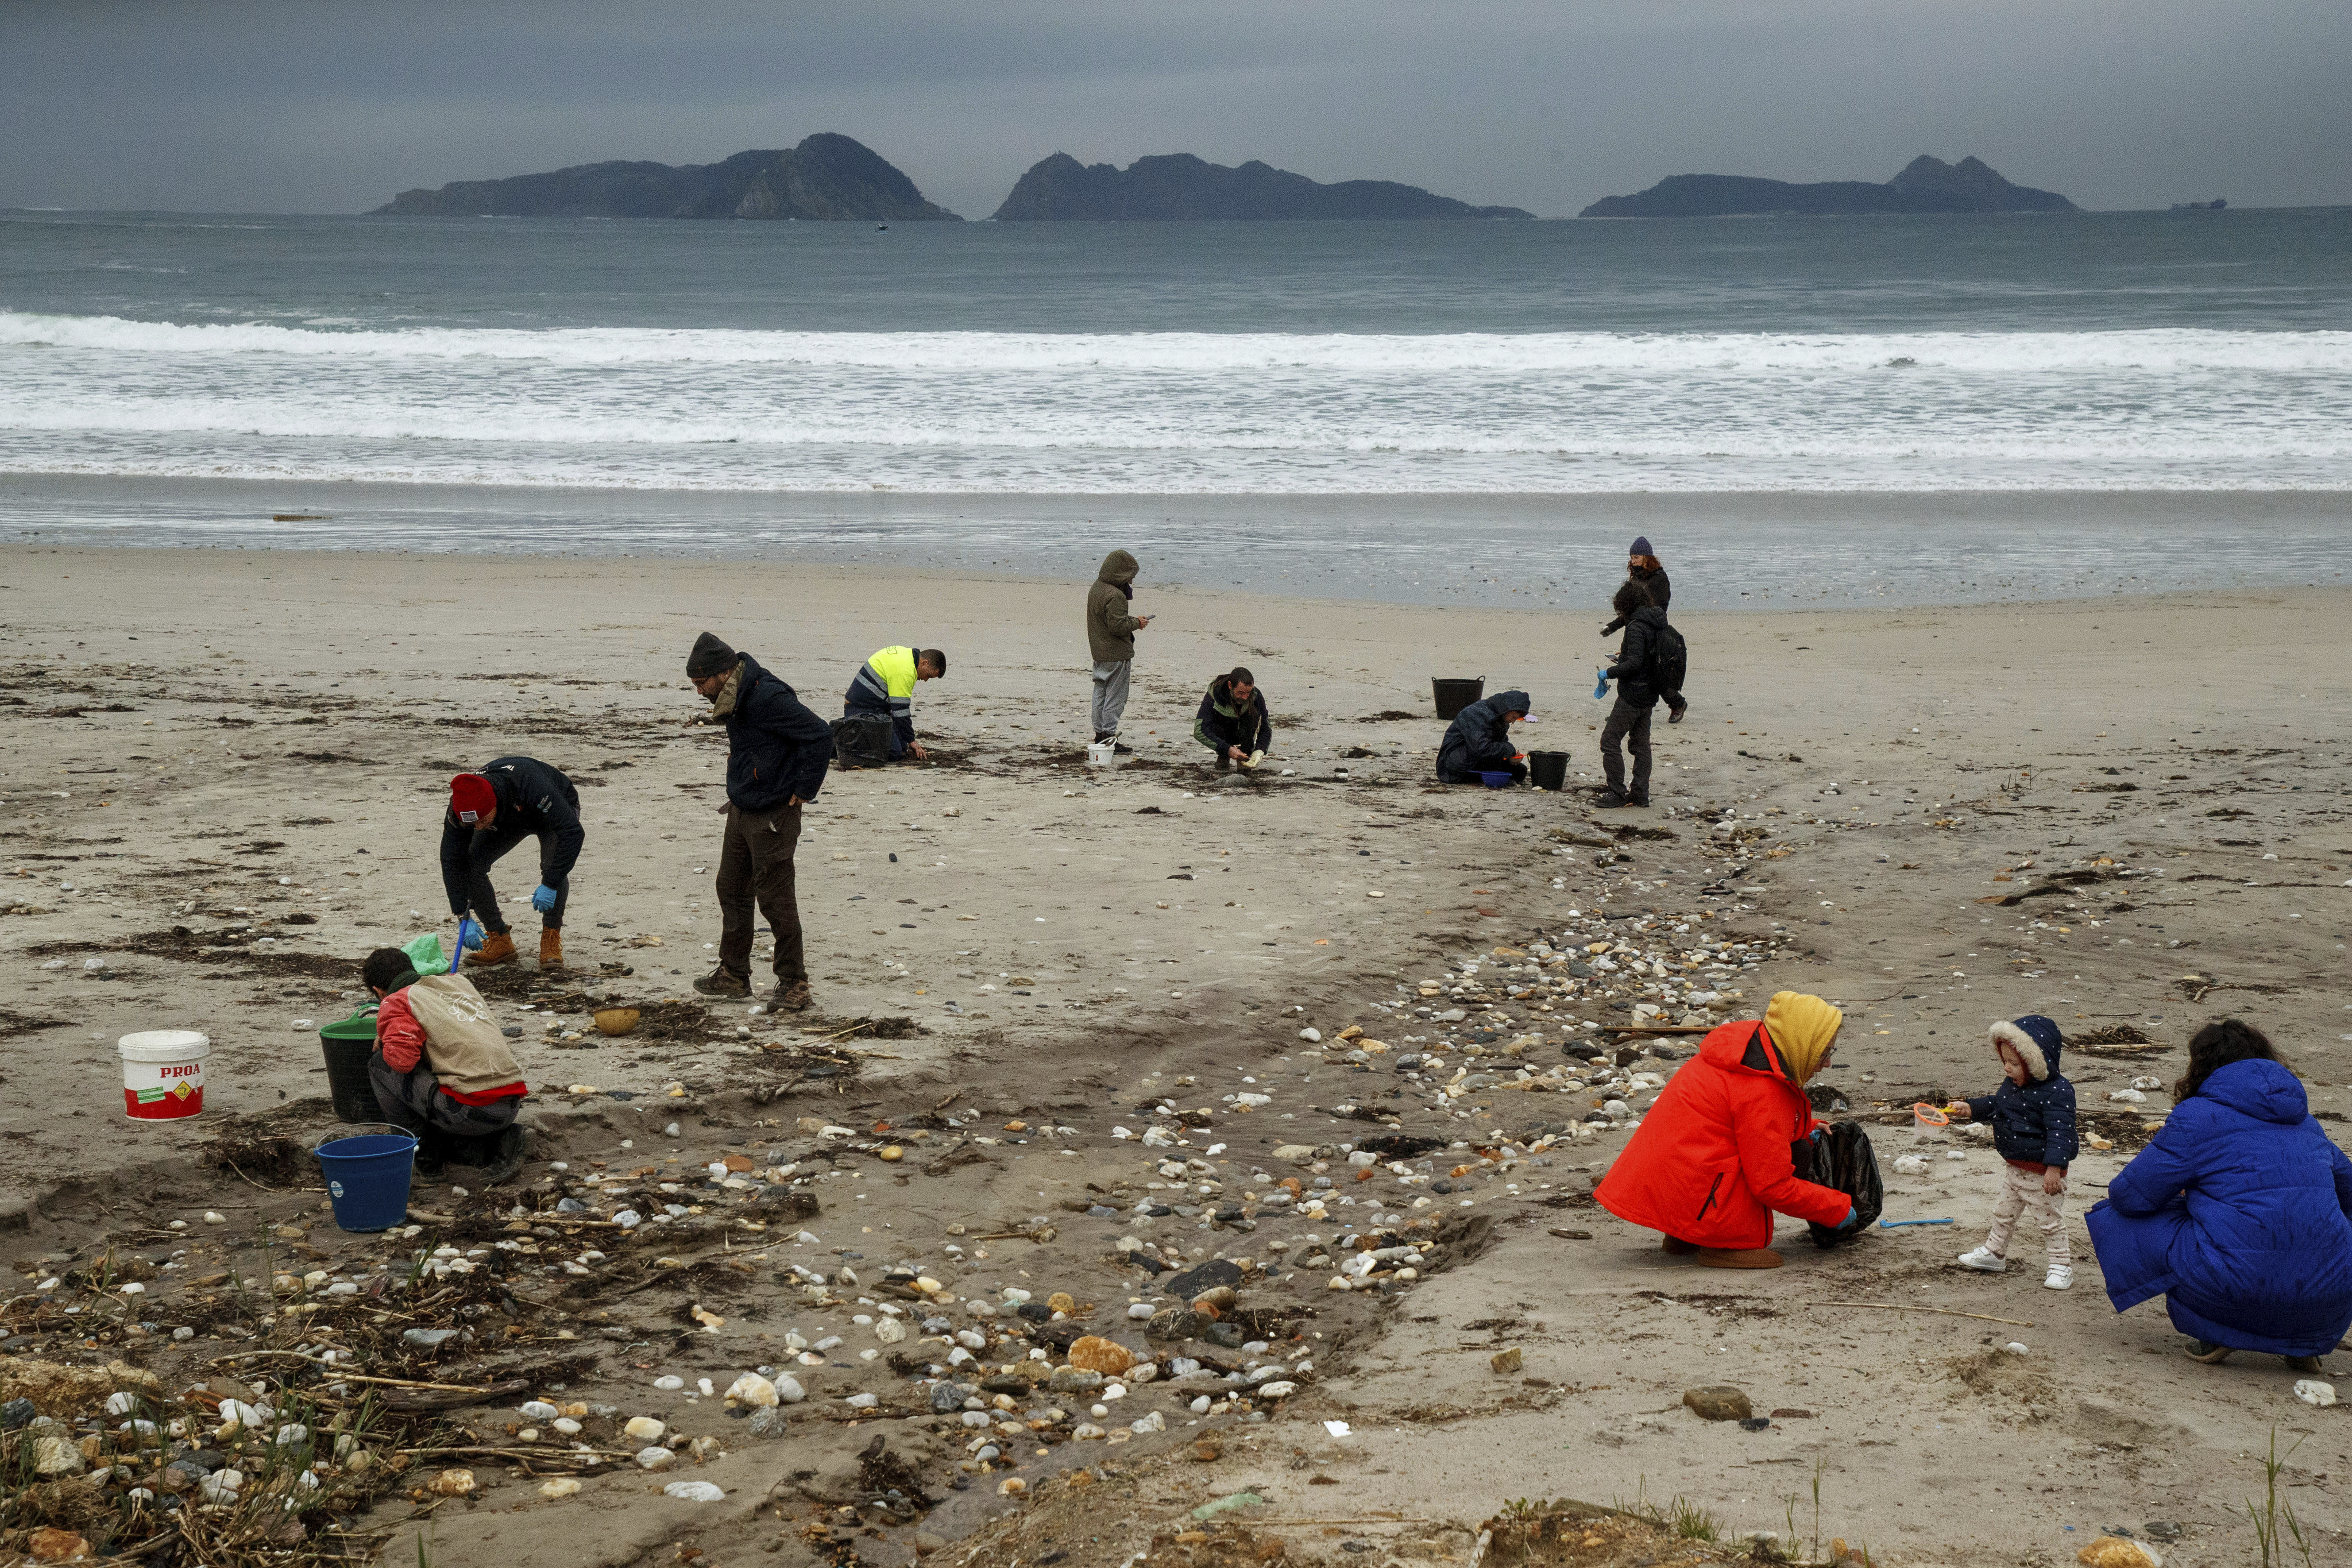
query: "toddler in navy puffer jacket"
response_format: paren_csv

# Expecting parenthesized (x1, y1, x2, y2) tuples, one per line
(1948, 1015, 2079, 1290)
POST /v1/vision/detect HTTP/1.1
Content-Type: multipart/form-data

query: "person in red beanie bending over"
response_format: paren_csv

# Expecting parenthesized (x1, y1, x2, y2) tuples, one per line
(439, 757, 584, 970)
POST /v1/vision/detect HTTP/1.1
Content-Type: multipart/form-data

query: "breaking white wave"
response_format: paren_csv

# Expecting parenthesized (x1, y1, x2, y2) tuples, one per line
(3, 310, 2348, 493)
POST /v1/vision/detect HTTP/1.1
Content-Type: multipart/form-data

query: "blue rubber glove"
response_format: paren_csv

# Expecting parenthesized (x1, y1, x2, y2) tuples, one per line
(530, 884, 560, 914)
(452, 917, 483, 973)
(1834, 1205, 1862, 1234)
(1593, 666, 1612, 700)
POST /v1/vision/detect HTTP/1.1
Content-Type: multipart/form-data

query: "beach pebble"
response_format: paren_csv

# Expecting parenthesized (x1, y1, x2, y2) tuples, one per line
(774, 1375, 806, 1403)
(540, 1478, 581, 1499)
(2292, 1379, 2336, 1408)
(520, 1401, 559, 1421)
(2004, 1342, 2030, 1356)
(198, 1469, 243, 1502)
(428, 1469, 474, 1497)
(653, 1375, 684, 1391)
(726, 1374, 779, 1408)
(636, 1447, 675, 1471)
(747, 1406, 787, 1438)
(625, 1416, 666, 1441)
(664, 1480, 725, 1502)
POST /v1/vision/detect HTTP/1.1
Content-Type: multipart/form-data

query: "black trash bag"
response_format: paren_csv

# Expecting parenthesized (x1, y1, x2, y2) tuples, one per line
(1790, 1120, 1882, 1248)
(831, 715, 895, 770)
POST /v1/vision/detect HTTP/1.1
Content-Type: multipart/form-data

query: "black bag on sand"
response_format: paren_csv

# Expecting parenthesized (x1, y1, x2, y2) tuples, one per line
(1790, 1120, 1883, 1248)
(830, 715, 894, 770)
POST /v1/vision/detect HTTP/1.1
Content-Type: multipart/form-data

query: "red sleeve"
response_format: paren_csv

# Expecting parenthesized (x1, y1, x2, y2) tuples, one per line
(1732, 1085, 1852, 1228)
(375, 989, 424, 1074)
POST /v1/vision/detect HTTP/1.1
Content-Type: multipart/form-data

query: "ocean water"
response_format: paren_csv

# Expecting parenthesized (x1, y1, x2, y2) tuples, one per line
(2, 207, 2348, 604)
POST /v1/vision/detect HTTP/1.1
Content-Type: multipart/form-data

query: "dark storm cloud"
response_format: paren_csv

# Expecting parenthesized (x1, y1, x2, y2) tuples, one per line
(2, 1, 2346, 215)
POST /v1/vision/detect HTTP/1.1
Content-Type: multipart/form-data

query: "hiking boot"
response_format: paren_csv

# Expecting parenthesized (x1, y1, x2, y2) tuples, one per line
(2185, 1338, 2234, 1364)
(1660, 1236, 1700, 1255)
(772, 979, 814, 1013)
(1214, 756, 1232, 773)
(480, 1125, 526, 1186)
(1668, 704, 1688, 725)
(1112, 742, 1134, 755)
(693, 965, 752, 998)
(2043, 1263, 2074, 1290)
(1625, 795, 1651, 808)
(1956, 1245, 2007, 1272)
(538, 929, 565, 970)
(466, 930, 518, 967)
(1694, 1248, 1784, 1270)
(1593, 790, 1631, 808)
(2285, 1355, 2325, 1374)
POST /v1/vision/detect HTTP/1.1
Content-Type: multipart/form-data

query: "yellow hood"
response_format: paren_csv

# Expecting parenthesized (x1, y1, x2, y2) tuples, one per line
(1764, 991, 1844, 1084)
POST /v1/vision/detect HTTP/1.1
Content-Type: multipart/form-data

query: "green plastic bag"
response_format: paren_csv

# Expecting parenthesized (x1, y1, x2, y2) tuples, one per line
(402, 932, 446, 977)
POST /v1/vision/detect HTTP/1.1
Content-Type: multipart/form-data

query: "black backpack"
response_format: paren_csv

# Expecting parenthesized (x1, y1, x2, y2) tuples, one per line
(1646, 622, 1688, 696)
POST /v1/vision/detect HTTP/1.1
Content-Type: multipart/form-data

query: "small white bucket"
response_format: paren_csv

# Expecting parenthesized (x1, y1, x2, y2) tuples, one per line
(1086, 740, 1115, 767)
(119, 1030, 211, 1120)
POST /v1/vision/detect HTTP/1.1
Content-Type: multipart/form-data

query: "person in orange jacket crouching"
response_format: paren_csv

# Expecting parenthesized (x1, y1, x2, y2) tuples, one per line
(1595, 991, 1858, 1269)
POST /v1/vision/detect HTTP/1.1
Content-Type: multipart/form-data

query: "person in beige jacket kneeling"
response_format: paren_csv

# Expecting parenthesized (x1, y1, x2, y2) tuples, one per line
(362, 947, 528, 1182)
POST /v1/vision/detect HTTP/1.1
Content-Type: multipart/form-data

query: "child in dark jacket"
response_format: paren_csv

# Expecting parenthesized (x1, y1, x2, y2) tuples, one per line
(1949, 1015, 2080, 1290)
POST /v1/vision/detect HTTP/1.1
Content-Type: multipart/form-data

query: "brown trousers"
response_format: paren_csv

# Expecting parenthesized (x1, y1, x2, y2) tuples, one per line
(716, 801, 807, 985)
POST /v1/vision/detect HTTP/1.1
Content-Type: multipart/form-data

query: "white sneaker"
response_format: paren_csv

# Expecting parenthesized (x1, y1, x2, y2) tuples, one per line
(1956, 1245, 2007, 1273)
(2044, 1264, 2074, 1291)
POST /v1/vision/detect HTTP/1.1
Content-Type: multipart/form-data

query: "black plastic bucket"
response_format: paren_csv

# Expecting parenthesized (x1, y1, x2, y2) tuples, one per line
(1432, 677, 1484, 719)
(319, 1010, 379, 1124)
(1527, 750, 1569, 791)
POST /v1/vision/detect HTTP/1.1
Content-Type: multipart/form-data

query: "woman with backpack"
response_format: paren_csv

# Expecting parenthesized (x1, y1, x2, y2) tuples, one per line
(1594, 579, 1684, 807)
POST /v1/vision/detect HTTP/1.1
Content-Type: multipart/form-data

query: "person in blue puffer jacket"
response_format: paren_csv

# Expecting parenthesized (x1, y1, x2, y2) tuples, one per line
(2086, 1018, 2352, 1371)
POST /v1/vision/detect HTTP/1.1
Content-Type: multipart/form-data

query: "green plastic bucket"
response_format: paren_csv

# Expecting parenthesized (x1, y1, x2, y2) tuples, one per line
(319, 1009, 379, 1125)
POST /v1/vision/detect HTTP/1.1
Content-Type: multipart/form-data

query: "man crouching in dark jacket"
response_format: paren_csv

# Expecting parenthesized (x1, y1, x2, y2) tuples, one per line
(1436, 689, 1532, 785)
(1195, 666, 1273, 772)
(686, 633, 832, 1012)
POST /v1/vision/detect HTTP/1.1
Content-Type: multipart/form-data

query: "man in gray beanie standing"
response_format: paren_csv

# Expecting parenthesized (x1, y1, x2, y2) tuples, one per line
(685, 633, 833, 1012)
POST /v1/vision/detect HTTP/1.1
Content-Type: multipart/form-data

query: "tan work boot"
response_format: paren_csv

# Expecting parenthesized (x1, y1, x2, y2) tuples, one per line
(772, 980, 814, 1014)
(538, 930, 565, 970)
(466, 930, 518, 967)
(1694, 1248, 1785, 1270)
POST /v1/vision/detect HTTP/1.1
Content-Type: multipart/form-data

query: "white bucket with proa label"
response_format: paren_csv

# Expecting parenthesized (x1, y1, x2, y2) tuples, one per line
(119, 1030, 210, 1120)
(1086, 740, 1116, 768)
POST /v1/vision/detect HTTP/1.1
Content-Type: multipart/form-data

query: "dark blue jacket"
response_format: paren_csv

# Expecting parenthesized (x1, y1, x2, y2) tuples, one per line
(438, 756, 584, 915)
(725, 653, 832, 813)
(1436, 689, 1531, 781)
(1965, 1042, 2078, 1168)
(2086, 1058, 2352, 1357)
(1607, 606, 1674, 709)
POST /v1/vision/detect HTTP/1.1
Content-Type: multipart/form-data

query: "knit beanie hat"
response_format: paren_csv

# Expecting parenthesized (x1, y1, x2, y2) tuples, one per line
(686, 632, 737, 680)
(1628, 536, 1653, 558)
(449, 773, 496, 826)
(1989, 1015, 2063, 1081)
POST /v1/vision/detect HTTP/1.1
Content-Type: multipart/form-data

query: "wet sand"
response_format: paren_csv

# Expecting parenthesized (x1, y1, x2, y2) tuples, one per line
(1, 545, 2347, 1567)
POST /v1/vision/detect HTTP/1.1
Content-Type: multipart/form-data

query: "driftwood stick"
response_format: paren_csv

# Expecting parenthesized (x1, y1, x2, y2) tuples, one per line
(1809, 1300, 2033, 1328)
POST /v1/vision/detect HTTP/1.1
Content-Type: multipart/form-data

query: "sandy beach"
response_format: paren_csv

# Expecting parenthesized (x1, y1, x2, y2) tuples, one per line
(3, 543, 2348, 1568)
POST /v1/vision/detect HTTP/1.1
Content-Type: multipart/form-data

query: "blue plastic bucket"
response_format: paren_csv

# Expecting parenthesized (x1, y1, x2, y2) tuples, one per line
(1478, 770, 1516, 789)
(316, 1132, 417, 1232)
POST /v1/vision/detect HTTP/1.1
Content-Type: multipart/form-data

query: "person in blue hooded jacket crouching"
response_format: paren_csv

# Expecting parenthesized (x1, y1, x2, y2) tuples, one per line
(2087, 1018, 2352, 1371)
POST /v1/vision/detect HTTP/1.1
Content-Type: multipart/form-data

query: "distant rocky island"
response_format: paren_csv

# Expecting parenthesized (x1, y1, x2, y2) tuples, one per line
(374, 133, 960, 220)
(993, 153, 1533, 220)
(1580, 155, 2075, 218)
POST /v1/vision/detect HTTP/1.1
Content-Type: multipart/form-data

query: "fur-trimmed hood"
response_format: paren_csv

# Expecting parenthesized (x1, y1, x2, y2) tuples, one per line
(1990, 1015, 2064, 1082)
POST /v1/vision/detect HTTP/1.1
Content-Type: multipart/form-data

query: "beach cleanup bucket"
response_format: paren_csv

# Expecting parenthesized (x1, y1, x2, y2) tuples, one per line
(1527, 750, 1569, 791)
(319, 1009, 380, 1124)
(315, 1131, 417, 1232)
(1477, 769, 1516, 789)
(1086, 740, 1116, 767)
(1432, 678, 1484, 720)
(118, 1031, 210, 1119)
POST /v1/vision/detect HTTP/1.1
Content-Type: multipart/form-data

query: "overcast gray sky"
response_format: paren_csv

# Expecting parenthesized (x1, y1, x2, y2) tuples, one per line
(4, 1, 2346, 216)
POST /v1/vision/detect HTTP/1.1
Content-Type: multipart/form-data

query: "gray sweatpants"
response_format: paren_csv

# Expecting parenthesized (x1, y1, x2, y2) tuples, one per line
(369, 1054, 518, 1144)
(1090, 660, 1132, 736)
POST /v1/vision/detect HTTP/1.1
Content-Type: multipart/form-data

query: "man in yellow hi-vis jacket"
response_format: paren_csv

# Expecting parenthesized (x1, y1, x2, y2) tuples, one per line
(844, 645, 947, 761)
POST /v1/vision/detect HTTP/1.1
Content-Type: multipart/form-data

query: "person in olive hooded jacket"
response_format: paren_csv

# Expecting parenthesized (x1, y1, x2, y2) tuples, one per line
(1085, 550, 1152, 749)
